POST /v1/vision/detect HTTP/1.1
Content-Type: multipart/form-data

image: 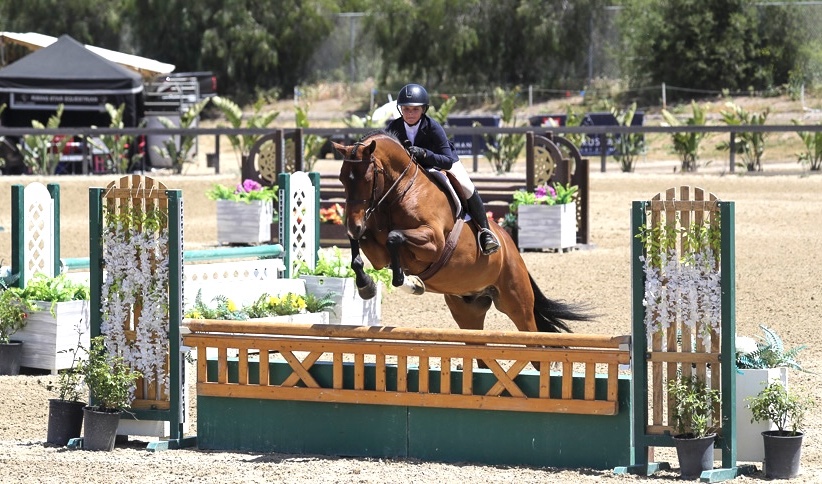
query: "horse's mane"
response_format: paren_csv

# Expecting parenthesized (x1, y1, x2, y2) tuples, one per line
(358, 129, 402, 147)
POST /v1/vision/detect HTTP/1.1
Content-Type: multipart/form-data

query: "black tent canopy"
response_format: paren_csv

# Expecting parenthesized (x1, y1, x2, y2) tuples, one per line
(0, 35, 144, 128)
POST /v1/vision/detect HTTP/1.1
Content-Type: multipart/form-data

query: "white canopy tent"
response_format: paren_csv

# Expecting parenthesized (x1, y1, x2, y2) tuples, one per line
(0, 31, 175, 78)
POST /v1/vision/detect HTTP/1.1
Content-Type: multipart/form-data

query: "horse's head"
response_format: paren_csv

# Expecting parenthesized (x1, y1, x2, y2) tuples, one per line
(332, 132, 413, 240)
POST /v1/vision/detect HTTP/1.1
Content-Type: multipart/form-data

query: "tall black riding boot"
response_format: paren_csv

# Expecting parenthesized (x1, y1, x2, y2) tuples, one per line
(466, 190, 500, 255)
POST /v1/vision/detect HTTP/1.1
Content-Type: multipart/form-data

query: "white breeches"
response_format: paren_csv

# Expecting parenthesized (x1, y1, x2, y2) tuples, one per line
(447, 161, 476, 199)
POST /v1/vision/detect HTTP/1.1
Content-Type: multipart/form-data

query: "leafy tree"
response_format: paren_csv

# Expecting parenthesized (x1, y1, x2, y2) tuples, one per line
(0, 0, 124, 50)
(610, 103, 644, 173)
(91, 103, 144, 173)
(618, 0, 806, 103)
(21, 105, 68, 175)
(483, 87, 526, 174)
(716, 102, 769, 172)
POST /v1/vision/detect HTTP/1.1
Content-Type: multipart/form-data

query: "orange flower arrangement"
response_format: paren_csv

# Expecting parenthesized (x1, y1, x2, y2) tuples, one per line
(319, 203, 345, 225)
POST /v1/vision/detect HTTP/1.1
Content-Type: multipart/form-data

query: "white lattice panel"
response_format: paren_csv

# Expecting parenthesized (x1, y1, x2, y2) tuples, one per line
(23, 183, 55, 283)
(182, 259, 302, 309)
(287, 171, 317, 274)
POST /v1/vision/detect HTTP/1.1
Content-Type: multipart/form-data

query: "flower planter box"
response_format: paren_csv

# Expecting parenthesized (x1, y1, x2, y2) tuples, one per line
(216, 199, 274, 245)
(516, 202, 577, 250)
(299, 275, 381, 326)
(16, 300, 90, 374)
(251, 312, 331, 325)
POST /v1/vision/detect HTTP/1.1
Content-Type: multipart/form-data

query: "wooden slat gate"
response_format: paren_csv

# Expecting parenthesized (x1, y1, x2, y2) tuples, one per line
(184, 321, 630, 416)
(623, 186, 754, 480)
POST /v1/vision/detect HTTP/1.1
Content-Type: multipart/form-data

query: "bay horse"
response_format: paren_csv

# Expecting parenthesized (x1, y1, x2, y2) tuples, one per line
(332, 130, 590, 334)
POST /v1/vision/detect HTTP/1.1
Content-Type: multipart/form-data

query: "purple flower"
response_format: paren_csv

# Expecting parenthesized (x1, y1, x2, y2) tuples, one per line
(535, 186, 547, 199)
(534, 185, 556, 200)
(237, 179, 262, 193)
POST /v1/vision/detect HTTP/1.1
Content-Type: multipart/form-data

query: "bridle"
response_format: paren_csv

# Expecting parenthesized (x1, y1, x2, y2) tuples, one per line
(343, 137, 419, 228)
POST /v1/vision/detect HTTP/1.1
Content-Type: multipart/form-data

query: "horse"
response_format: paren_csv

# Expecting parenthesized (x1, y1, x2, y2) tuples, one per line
(331, 130, 591, 335)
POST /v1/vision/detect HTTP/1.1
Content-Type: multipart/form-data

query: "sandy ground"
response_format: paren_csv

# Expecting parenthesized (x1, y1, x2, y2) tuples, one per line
(0, 159, 821, 482)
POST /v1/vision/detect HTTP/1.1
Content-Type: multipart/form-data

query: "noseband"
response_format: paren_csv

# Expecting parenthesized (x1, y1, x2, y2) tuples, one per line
(343, 138, 419, 230)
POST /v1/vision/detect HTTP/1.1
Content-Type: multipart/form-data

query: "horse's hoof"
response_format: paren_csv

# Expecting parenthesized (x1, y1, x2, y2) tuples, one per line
(357, 280, 378, 300)
(400, 275, 425, 295)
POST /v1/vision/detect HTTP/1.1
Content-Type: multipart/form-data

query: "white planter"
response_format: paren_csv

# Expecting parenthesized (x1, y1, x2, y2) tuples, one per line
(216, 199, 273, 245)
(736, 367, 789, 463)
(16, 300, 90, 374)
(517, 202, 577, 250)
(299, 275, 381, 326)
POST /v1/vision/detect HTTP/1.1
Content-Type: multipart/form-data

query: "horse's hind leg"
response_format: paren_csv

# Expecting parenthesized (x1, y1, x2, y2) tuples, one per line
(349, 238, 377, 299)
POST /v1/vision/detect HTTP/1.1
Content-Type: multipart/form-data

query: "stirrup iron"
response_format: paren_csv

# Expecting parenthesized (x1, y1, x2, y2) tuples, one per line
(477, 228, 500, 256)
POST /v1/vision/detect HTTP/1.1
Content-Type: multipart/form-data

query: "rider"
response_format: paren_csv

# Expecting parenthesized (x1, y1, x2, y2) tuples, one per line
(386, 83, 501, 256)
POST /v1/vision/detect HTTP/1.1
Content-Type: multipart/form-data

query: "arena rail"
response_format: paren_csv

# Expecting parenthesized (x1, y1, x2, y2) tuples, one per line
(183, 320, 631, 416)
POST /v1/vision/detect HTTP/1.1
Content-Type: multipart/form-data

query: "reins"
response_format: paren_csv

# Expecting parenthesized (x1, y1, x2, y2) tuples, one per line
(344, 137, 419, 227)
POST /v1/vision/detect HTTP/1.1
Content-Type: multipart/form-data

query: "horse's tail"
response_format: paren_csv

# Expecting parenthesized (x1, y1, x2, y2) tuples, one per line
(529, 273, 593, 333)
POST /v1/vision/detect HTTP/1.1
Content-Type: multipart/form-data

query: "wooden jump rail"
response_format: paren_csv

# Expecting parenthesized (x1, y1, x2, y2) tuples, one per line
(183, 320, 631, 416)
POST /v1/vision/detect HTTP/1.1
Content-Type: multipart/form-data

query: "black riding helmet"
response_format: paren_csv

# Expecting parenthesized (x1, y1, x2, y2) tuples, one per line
(397, 84, 429, 114)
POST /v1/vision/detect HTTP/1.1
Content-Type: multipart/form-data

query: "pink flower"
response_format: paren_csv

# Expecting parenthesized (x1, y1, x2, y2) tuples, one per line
(237, 179, 262, 193)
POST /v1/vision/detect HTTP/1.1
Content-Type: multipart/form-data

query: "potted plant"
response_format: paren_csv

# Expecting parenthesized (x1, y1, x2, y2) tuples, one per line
(295, 247, 391, 325)
(15, 273, 91, 373)
(735, 324, 807, 462)
(0, 284, 34, 375)
(206, 178, 278, 245)
(78, 336, 141, 451)
(747, 381, 814, 479)
(43, 327, 88, 446)
(509, 182, 578, 250)
(667, 373, 721, 479)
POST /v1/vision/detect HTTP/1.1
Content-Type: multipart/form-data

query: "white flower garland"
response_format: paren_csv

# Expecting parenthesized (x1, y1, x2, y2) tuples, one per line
(642, 225, 722, 349)
(101, 217, 170, 390)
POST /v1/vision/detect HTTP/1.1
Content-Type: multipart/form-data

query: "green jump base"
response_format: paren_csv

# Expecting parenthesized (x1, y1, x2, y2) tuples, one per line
(197, 359, 631, 470)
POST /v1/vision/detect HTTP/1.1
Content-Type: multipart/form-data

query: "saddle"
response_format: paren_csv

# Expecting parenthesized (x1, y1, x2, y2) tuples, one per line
(415, 168, 469, 281)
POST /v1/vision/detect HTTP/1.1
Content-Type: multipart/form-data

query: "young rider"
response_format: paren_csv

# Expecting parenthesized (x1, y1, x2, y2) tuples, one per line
(386, 83, 501, 256)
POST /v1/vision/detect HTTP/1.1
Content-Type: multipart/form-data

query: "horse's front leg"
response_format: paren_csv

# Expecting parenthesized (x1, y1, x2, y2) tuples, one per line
(348, 237, 377, 299)
(385, 228, 439, 295)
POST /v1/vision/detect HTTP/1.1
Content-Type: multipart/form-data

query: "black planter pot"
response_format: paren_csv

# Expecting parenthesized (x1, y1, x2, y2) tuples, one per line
(0, 341, 24, 375)
(47, 399, 86, 446)
(82, 406, 122, 451)
(763, 430, 803, 479)
(672, 433, 716, 479)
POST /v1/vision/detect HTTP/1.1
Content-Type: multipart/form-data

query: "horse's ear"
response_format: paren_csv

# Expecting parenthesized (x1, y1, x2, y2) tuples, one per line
(331, 142, 348, 158)
(368, 140, 377, 152)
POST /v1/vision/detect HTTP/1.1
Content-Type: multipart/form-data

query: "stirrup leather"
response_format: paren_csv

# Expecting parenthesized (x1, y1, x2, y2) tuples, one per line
(477, 228, 500, 255)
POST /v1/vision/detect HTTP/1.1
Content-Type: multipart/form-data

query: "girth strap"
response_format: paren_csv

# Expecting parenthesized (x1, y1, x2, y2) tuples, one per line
(416, 218, 466, 281)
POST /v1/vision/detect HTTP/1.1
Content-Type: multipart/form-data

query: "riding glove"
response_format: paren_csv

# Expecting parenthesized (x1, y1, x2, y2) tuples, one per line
(407, 146, 430, 166)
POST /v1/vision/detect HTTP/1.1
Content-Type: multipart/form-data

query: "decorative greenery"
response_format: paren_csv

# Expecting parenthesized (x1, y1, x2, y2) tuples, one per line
(80, 336, 141, 412)
(20, 273, 90, 316)
(736, 325, 807, 372)
(20, 104, 68, 175)
(295, 104, 324, 172)
(610, 102, 645, 173)
(0, 287, 33, 344)
(184, 289, 335, 320)
(792, 119, 822, 171)
(101, 207, 169, 390)
(747, 381, 814, 435)
(484, 87, 526, 174)
(637, 219, 722, 344)
(90, 103, 144, 174)
(206, 178, 278, 204)
(428, 96, 458, 125)
(211, 95, 280, 170)
(661, 101, 707, 173)
(153, 97, 211, 173)
(716, 102, 769, 172)
(667, 373, 721, 438)
(295, 246, 392, 289)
